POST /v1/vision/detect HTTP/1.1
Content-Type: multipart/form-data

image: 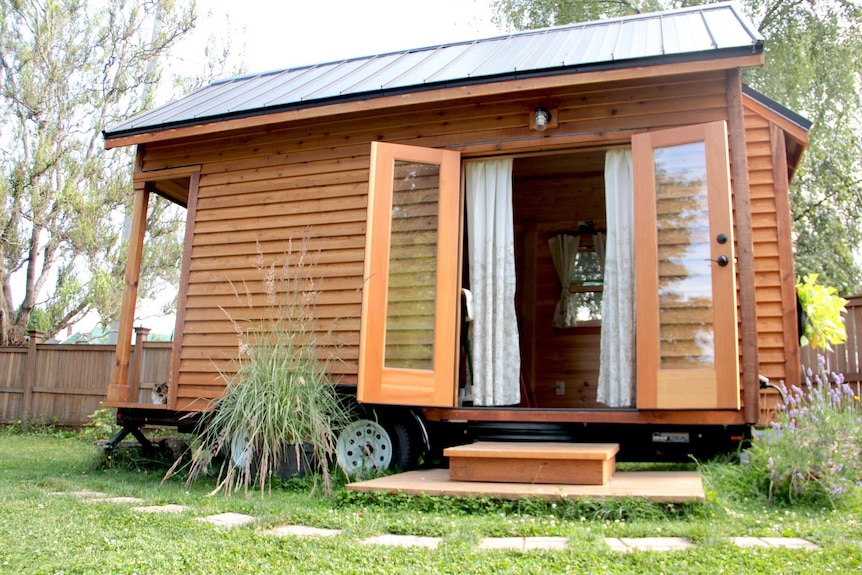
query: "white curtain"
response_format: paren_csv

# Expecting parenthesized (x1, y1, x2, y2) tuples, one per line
(549, 234, 581, 328)
(594, 232, 606, 276)
(597, 149, 636, 408)
(465, 159, 521, 406)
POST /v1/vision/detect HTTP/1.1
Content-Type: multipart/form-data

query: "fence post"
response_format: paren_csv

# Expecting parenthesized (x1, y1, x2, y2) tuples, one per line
(21, 330, 45, 431)
(128, 327, 150, 404)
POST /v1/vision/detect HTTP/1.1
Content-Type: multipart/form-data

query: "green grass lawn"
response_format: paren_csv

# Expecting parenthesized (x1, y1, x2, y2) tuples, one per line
(1, 433, 860, 574)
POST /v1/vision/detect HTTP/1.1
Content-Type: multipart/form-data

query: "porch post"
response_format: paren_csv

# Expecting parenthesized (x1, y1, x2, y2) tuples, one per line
(106, 181, 150, 403)
(128, 326, 151, 404)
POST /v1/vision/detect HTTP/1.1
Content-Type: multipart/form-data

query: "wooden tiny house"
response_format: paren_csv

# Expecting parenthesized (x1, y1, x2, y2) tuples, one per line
(102, 4, 809, 466)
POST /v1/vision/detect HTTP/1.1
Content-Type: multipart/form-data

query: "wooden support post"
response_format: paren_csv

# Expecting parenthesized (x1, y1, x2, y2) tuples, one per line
(128, 327, 151, 405)
(21, 330, 45, 431)
(107, 181, 150, 404)
(726, 70, 760, 424)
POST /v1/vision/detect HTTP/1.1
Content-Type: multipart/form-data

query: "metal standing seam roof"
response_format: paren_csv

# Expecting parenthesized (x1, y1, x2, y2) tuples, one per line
(104, 2, 763, 140)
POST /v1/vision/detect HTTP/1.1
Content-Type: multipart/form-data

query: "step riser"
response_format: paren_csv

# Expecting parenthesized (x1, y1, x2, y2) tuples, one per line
(444, 441, 620, 486)
(449, 456, 615, 485)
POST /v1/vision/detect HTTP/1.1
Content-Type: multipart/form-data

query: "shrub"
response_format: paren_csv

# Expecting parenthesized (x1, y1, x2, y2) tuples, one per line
(746, 357, 862, 506)
(796, 273, 848, 350)
(176, 238, 351, 497)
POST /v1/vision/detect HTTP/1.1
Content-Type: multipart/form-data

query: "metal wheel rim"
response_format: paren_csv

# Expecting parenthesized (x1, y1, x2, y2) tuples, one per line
(336, 419, 393, 473)
(230, 431, 252, 470)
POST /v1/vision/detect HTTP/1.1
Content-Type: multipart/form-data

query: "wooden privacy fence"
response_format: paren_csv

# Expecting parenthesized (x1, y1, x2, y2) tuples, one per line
(799, 295, 862, 386)
(0, 328, 171, 427)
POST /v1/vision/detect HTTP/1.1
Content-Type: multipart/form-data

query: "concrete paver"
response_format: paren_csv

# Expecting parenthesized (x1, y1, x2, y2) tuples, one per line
(265, 525, 343, 538)
(361, 535, 440, 549)
(478, 537, 569, 551)
(197, 512, 257, 529)
(133, 504, 190, 514)
(49, 491, 108, 498)
(758, 537, 820, 550)
(83, 496, 145, 504)
(617, 537, 695, 551)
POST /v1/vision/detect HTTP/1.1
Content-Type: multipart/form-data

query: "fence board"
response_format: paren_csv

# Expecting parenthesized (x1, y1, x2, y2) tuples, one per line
(0, 338, 171, 426)
(799, 295, 862, 385)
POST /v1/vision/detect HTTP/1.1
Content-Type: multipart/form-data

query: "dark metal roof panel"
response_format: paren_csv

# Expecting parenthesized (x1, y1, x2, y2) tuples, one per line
(106, 2, 763, 139)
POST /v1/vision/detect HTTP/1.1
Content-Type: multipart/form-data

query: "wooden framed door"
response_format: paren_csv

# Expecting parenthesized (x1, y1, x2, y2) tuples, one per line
(357, 142, 462, 407)
(634, 121, 740, 409)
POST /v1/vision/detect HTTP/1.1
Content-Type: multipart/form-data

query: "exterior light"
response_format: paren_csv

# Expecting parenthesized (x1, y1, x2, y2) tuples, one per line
(534, 107, 551, 131)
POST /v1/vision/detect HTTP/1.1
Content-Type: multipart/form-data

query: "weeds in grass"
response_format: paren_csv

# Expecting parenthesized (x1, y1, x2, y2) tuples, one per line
(173, 238, 351, 498)
(741, 356, 862, 507)
(78, 407, 119, 442)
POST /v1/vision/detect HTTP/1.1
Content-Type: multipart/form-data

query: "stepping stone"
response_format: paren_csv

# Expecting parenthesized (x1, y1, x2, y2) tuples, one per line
(265, 525, 342, 538)
(50, 491, 108, 498)
(197, 512, 256, 529)
(83, 496, 145, 504)
(605, 538, 633, 552)
(758, 537, 819, 550)
(609, 537, 694, 552)
(133, 504, 190, 514)
(731, 537, 770, 548)
(361, 535, 440, 549)
(478, 537, 569, 551)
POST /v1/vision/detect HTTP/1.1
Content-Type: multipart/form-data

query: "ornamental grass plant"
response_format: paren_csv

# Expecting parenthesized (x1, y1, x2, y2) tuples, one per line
(743, 356, 862, 507)
(173, 238, 352, 497)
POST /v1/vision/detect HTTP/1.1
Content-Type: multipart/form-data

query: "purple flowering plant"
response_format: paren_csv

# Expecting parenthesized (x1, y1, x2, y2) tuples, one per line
(748, 355, 862, 507)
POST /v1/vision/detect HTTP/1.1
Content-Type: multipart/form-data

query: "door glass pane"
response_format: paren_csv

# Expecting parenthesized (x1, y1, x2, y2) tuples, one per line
(654, 141, 714, 369)
(384, 160, 439, 370)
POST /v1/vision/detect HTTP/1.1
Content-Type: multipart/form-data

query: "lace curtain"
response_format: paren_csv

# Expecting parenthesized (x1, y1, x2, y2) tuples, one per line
(465, 159, 521, 406)
(597, 148, 636, 407)
(549, 234, 581, 328)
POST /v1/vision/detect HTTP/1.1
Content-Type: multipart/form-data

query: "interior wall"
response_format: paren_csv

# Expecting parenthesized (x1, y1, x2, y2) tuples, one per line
(512, 150, 608, 408)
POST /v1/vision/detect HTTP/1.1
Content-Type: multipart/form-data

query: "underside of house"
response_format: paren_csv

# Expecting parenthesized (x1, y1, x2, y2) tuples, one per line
(102, 3, 810, 470)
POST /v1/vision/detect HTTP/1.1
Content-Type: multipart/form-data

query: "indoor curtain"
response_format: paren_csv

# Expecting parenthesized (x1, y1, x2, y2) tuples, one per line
(549, 234, 581, 328)
(465, 159, 521, 406)
(597, 148, 636, 407)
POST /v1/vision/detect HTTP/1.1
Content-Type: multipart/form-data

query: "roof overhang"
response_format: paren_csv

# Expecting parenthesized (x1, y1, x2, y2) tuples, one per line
(106, 52, 763, 149)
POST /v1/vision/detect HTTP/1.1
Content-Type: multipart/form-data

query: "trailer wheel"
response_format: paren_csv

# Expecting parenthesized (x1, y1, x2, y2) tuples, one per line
(384, 420, 420, 471)
(336, 419, 393, 474)
(229, 431, 253, 471)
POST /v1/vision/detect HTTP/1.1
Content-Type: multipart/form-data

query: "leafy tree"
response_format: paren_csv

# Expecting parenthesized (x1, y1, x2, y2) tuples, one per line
(0, 0, 239, 345)
(492, 0, 862, 294)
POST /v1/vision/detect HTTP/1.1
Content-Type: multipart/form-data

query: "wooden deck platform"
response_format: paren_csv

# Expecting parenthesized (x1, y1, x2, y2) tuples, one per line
(346, 468, 705, 503)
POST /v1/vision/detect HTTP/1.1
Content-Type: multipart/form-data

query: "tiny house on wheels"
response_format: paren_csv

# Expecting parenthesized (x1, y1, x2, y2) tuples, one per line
(102, 3, 810, 472)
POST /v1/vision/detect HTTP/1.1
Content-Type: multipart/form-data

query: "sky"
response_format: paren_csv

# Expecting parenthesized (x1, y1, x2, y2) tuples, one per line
(111, 0, 505, 337)
(177, 0, 503, 78)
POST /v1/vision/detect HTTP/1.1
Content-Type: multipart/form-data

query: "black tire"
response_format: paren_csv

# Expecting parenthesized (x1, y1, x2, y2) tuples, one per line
(384, 420, 421, 471)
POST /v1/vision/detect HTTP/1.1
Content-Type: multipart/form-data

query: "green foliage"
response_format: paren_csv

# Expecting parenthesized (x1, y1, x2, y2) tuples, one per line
(797, 273, 848, 350)
(180, 239, 352, 498)
(78, 407, 119, 442)
(0, 0, 196, 344)
(491, 0, 862, 293)
(742, 360, 862, 507)
(3, 435, 862, 573)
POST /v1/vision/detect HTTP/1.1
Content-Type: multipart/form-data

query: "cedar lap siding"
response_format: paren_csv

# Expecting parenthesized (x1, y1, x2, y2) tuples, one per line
(103, 4, 808, 424)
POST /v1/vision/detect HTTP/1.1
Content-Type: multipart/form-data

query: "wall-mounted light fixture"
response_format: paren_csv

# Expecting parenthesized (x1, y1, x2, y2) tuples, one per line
(530, 107, 558, 131)
(534, 107, 551, 131)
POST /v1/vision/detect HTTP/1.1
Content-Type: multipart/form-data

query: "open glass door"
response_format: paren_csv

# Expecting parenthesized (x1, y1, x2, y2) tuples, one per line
(357, 142, 462, 407)
(633, 121, 740, 409)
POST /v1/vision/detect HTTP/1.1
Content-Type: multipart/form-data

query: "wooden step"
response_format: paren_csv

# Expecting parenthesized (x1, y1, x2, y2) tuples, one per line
(444, 441, 619, 485)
